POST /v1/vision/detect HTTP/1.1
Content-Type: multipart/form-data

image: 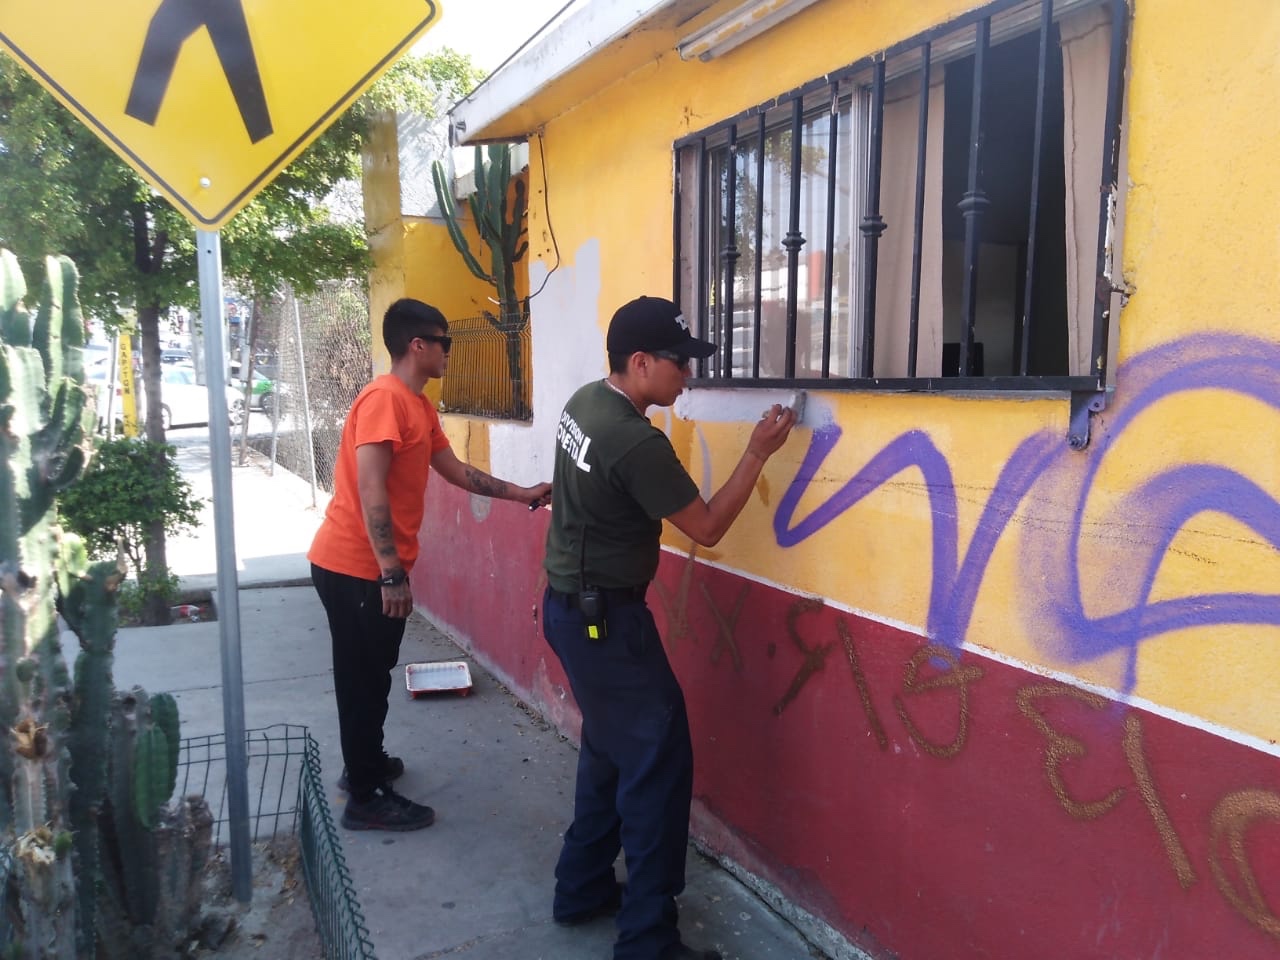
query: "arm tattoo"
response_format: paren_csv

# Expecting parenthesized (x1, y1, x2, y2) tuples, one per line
(364, 504, 399, 562)
(464, 465, 508, 499)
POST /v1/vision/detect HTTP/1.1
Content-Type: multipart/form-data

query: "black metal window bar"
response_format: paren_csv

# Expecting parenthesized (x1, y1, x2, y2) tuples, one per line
(673, 0, 1128, 430)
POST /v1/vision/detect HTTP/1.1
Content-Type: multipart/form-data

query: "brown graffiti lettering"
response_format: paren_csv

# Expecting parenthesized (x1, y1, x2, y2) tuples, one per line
(652, 544, 699, 646)
(1016, 684, 1124, 819)
(1122, 714, 1196, 889)
(837, 617, 889, 750)
(893, 644, 983, 758)
(1209, 789, 1280, 942)
(773, 597, 834, 716)
(701, 581, 748, 671)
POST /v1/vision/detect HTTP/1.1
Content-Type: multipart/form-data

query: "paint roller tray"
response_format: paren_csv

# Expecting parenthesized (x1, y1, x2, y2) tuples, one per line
(405, 661, 474, 697)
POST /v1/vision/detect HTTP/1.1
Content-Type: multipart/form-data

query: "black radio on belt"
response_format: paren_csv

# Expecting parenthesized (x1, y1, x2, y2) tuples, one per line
(578, 530, 606, 641)
(579, 587, 606, 641)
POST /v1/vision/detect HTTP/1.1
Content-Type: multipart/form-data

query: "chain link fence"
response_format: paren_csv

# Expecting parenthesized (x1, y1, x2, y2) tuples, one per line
(238, 282, 372, 493)
(237, 294, 532, 493)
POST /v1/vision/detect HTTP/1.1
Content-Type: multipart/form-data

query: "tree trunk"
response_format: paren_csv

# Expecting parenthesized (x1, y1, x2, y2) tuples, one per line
(137, 303, 172, 627)
(237, 298, 260, 464)
(138, 304, 165, 444)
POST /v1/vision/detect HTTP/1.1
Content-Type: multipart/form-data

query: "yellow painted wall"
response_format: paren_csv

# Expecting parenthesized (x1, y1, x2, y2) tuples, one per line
(514, 0, 1280, 744)
(369, 0, 1280, 744)
(1121, 1, 1280, 348)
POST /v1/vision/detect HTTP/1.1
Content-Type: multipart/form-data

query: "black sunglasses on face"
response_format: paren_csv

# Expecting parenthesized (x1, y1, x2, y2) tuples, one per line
(416, 334, 452, 352)
(651, 350, 691, 370)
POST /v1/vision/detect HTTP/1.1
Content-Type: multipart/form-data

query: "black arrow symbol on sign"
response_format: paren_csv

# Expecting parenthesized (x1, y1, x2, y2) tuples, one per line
(125, 0, 273, 144)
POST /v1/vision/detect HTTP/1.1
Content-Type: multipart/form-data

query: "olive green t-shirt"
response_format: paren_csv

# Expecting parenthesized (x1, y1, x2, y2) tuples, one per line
(543, 379, 700, 592)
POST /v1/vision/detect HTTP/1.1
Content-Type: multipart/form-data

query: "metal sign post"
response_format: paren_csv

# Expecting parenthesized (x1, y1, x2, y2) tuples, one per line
(197, 229, 252, 900)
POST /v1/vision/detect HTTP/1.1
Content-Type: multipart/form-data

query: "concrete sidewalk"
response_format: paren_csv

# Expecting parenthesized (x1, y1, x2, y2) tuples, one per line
(111, 432, 822, 960)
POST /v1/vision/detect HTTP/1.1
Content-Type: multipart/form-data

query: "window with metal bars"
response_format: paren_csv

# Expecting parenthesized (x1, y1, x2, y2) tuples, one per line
(674, 0, 1128, 396)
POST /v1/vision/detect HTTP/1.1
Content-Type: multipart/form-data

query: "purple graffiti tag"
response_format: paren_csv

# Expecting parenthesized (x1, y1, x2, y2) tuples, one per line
(936, 432, 1060, 647)
(775, 333, 1280, 692)
(775, 427, 957, 641)
(775, 424, 1057, 647)
(1020, 334, 1280, 690)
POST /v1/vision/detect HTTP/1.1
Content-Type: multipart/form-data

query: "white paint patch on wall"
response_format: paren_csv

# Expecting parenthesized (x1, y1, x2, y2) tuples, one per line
(674, 386, 825, 428)
(469, 491, 493, 523)
(489, 238, 605, 484)
(396, 111, 449, 219)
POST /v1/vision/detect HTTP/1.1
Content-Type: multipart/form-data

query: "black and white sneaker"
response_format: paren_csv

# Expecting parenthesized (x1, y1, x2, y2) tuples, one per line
(341, 785, 435, 832)
(337, 753, 405, 792)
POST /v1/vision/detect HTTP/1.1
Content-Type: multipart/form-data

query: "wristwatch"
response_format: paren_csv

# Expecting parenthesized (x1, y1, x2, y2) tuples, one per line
(379, 569, 407, 587)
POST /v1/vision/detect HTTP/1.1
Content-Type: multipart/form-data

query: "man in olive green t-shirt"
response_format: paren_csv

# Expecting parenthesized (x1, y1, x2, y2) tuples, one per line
(541, 296, 796, 960)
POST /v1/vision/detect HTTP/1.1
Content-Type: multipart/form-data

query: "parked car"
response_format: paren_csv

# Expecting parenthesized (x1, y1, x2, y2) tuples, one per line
(158, 364, 245, 429)
(230, 368, 288, 417)
(86, 360, 242, 431)
(161, 348, 192, 365)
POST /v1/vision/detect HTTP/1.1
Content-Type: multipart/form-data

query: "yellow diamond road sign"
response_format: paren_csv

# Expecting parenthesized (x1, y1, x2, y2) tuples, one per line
(0, 0, 441, 229)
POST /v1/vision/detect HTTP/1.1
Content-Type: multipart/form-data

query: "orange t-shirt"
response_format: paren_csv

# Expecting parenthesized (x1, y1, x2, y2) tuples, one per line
(308, 374, 451, 580)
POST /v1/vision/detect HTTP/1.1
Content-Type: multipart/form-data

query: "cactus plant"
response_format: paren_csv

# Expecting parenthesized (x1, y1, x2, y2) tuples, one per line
(0, 249, 211, 959)
(62, 552, 125, 955)
(1, 248, 96, 959)
(431, 143, 531, 418)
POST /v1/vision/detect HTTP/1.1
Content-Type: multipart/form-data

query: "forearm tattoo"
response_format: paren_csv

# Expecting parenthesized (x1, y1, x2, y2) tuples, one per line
(364, 504, 399, 563)
(464, 465, 508, 499)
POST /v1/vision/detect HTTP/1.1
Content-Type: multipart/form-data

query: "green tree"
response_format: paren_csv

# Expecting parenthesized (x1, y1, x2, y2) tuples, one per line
(0, 47, 482, 623)
(59, 437, 203, 618)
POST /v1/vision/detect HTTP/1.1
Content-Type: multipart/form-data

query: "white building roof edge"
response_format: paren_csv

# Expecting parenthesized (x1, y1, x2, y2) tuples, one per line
(451, 0, 679, 142)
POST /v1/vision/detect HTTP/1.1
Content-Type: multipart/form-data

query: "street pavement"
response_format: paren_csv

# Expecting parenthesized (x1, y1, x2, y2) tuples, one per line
(108, 427, 825, 960)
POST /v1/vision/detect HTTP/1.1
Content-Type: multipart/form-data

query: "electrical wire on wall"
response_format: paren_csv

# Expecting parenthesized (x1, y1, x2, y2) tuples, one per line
(527, 128, 561, 302)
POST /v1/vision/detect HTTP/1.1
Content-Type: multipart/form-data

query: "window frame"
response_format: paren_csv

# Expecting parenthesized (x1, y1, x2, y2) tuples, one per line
(672, 0, 1129, 415)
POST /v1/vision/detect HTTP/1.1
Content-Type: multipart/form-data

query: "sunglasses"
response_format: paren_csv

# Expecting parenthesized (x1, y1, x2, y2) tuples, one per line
(415, 333, 452, 352)
(651, 350, 692, 370)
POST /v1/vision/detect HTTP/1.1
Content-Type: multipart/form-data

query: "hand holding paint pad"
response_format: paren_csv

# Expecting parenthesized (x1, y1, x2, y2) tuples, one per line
(763, 390, 806, 423)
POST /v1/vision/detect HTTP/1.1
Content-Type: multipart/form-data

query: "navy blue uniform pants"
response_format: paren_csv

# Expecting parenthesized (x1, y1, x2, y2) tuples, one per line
(543, 587, 694, 960)
(312, 563, 406, 797)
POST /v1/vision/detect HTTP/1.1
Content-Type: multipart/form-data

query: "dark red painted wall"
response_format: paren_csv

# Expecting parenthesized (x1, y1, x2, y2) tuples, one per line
(416, 484, 1280, 959)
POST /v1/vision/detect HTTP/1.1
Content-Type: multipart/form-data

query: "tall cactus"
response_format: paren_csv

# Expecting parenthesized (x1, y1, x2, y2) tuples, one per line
(62, 553, 126, 955)
(431, 144, 531, 417)
(0, 250, 210, 959)
(0, 249, 96, 960)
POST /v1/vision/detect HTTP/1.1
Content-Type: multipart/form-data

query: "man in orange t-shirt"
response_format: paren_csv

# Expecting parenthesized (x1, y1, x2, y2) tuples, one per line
(309, 298, 551, 832)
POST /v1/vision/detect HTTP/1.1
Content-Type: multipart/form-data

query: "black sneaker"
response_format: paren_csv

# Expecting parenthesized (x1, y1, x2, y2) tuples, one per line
(553, 881, 623, 926)
(337, 754, 405, 792)
(341, 785, 435, 832)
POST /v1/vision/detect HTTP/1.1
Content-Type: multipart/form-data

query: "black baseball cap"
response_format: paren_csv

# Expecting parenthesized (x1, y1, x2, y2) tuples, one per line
(606, 296, 716, 360)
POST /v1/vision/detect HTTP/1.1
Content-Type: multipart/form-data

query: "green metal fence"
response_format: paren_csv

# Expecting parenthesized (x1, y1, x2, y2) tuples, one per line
(177, 724, 376, 960)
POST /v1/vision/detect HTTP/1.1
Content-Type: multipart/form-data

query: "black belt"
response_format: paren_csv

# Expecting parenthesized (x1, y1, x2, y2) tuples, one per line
(549, 583, 648, 609)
